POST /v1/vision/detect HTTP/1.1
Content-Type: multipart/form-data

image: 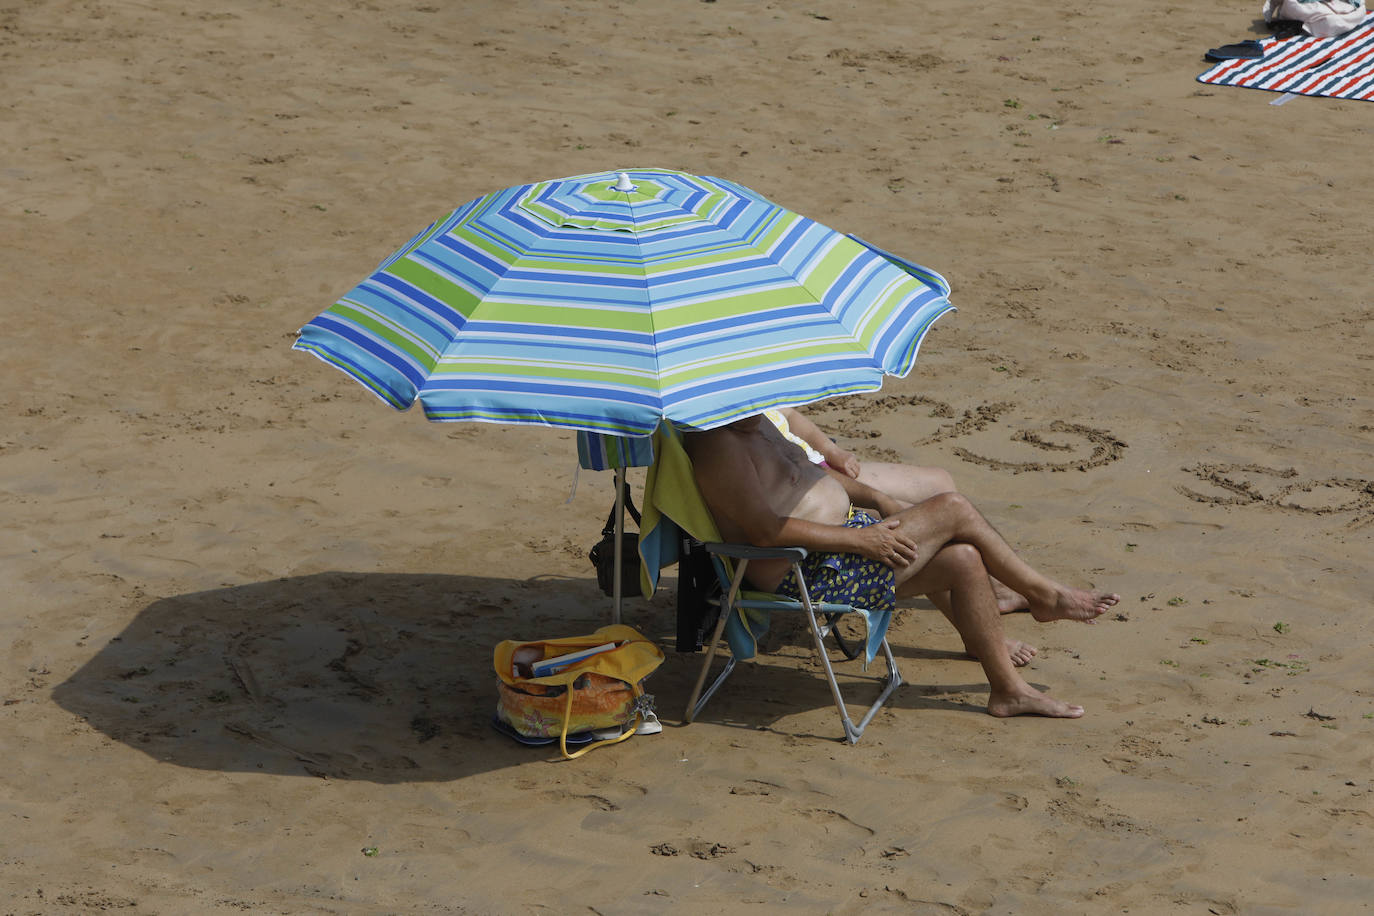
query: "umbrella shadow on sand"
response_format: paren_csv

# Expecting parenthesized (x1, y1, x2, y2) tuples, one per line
(53, 573, 1025, 779)
(50, 571, 696, 783)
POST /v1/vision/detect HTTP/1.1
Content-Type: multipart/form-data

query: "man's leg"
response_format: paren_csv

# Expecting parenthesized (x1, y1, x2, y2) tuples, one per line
(861, 463, 1029, 614)
(897, 543, 1084, 718)
(891, 492, 1119, 623)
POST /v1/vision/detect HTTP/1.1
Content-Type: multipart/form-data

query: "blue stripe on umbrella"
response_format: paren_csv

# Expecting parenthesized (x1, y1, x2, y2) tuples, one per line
(295, 336, 419, 409)
(301, 314, 432, 384)
(362, 275, 470, 334)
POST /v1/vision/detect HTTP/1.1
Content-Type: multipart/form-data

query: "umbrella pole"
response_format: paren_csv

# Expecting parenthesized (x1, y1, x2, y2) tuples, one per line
(612, 467, 625, 624)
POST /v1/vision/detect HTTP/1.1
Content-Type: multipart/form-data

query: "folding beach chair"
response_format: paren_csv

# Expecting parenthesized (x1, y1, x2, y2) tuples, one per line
(681, 541, 903, 745)
(636, 422, 903, 744)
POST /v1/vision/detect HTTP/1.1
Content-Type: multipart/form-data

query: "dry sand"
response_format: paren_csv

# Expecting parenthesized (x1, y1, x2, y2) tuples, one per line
(3, 0, 1373, 912)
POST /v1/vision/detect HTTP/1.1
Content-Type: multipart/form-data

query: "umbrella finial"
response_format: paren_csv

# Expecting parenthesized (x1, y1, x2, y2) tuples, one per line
(613, 172, 637, 193)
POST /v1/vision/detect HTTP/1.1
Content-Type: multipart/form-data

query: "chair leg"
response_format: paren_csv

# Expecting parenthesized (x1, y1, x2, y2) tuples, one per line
(684, 558, 749, 723)
(843, 638, 903, 744)
(685, 556, 903, 743)
(795, 566, 903, 744)
(687, 655, 737, 724)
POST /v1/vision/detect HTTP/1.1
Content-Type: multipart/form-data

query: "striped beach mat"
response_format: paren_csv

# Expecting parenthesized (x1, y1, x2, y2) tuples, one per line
(1198, 14, 1374, 100)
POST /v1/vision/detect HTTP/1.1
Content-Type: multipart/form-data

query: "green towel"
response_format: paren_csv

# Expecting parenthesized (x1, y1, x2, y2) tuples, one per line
(637, 422, 721, 597)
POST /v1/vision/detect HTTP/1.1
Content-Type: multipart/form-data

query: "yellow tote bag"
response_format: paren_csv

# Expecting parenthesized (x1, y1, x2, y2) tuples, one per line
(493, 624, 664, 759)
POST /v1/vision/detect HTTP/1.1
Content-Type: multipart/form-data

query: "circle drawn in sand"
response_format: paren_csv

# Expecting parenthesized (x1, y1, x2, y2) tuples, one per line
(814, 394, 1015, 445)
(808, 395, 1126, 474)
(1178, 463, 1374, 527)
(952, 421, 1128, 474)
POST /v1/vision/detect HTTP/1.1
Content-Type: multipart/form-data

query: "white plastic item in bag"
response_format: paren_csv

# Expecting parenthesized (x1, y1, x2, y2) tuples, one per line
(1263, 0, 1368, 38)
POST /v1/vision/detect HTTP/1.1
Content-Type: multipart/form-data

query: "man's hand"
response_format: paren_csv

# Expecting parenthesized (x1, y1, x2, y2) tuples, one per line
(824, 445, 861, 479)
(851, 517, 918, 569)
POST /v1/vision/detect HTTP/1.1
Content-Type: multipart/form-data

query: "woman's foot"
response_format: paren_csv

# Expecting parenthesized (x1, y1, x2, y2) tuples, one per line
(1005, 639, 1037, 667)
(965, 638, 1038, 667)
(992, 579, 1029, 614)
(1028, 586, 1119, 623)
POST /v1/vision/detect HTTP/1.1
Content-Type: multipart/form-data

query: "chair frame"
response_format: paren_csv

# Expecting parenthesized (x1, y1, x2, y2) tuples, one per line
(683, 542, 903, 744)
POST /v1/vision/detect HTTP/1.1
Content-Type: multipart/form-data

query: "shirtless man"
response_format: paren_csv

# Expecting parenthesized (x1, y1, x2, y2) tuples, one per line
(686, 413, 1120, 719)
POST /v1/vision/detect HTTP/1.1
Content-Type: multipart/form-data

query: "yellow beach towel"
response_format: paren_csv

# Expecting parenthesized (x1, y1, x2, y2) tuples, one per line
(637, 422, 720, 597)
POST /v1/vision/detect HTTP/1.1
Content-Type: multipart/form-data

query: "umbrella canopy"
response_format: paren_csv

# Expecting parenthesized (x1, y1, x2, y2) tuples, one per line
(294, 168, 954, 438)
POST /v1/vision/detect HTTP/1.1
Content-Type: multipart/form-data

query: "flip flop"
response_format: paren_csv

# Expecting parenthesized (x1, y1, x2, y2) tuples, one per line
(490, 715, 598, 747)
(1205, 40, 1265, 61)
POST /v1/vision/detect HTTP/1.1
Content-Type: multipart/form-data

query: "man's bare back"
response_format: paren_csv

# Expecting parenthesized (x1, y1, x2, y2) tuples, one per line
(692, 419, 849, 525)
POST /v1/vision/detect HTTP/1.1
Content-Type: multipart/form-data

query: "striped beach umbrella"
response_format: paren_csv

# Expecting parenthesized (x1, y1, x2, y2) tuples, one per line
(293, 168, 954, 440)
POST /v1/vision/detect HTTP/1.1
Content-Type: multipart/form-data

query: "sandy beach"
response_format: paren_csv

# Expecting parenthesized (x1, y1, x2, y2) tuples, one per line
(3, 0, 1373, 912)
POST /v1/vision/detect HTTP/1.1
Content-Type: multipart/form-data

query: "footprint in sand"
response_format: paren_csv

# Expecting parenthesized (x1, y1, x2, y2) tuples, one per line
(537, 789, 619, 811)
(796, 806, 876, 837)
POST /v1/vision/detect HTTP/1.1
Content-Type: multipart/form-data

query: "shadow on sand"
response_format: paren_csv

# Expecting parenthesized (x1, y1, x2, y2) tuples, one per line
(53, 573, 1013, 781)
(52, 571, 690, 783)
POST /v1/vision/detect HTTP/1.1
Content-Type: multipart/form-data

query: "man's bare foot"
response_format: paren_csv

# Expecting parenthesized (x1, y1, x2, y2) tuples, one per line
(987, 686, 1084, 719)
(993, 579, 1029, 614)
(1028, 586, 1120, 623)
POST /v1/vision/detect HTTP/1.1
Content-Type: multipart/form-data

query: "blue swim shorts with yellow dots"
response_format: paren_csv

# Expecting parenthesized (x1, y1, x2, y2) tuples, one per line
(774, 508, 896, 612)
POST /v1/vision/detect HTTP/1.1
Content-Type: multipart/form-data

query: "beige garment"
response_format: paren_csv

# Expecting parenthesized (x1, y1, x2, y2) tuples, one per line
(763, 408, 827, 465)
(1264, 0, 1367, 38)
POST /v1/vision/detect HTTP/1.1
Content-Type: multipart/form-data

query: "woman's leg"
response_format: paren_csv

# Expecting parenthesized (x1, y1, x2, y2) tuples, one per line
(896, 543, 1085, 718)
(862, 463, 1029, 613)
(892, 492, 1118, 624)
(925, 589, 1038, 666)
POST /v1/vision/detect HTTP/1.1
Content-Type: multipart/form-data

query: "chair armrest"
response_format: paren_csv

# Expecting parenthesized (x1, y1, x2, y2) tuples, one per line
(703, 542, 808, 562)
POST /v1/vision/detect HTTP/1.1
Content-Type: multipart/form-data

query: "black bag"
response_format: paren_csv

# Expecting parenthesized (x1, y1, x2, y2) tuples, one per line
(674, 536, 720, 652)
(588, 479, 642, 598)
